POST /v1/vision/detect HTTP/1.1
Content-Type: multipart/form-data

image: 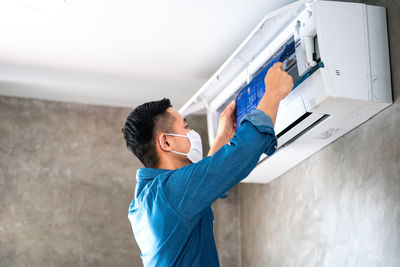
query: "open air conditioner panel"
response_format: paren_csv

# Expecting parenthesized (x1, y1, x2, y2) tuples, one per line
(212, 33, 322, 141)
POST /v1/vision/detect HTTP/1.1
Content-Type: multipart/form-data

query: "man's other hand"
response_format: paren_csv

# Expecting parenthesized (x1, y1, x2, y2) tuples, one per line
(208, 101, 236, 156)
(216, 101, 236, 143)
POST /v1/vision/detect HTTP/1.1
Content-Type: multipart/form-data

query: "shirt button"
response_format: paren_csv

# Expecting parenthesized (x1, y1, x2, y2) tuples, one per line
(274, 145, 277, 149)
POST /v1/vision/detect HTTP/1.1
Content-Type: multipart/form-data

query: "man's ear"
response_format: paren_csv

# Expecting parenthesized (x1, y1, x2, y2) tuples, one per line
(158, 133, 172, 152)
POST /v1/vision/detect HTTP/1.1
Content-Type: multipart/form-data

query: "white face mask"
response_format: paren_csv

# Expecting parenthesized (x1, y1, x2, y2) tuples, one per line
(159, 130, 203, 163)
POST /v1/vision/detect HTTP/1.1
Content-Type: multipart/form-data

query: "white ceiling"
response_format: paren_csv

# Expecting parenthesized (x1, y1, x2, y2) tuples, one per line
(0, 0, 295, 109)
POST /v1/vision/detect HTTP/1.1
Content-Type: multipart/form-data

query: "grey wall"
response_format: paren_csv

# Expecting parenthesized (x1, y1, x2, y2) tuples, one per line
(213, 186, 242, 267)
(0, 96, 143, 266)
(237, 0, 400, 266)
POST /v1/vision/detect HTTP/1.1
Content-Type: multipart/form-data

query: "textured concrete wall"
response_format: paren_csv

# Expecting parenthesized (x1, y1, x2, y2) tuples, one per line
(238, 0, 400, 266)
(0, 96, 142, 266)
(212, 186, 242, 267)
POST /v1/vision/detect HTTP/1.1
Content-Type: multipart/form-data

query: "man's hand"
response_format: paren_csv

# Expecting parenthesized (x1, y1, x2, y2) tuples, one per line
(257, 62, 294, 126)
(208, 101, 236, 156)
(264, 62, 293, 100)
(216, 101, 236, 141)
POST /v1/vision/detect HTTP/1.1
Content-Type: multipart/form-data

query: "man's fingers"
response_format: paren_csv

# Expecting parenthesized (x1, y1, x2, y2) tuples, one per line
(273, 62, 283, 69)
(220, 101, 236, 121)
(229, 100, 235, 110)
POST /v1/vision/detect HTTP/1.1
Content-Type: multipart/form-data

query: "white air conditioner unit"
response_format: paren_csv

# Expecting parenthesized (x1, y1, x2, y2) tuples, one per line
(179, 0, 392, 184)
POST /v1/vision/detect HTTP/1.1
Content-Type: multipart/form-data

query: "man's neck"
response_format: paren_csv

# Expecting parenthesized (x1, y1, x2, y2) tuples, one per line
(157, 158, 190, 170)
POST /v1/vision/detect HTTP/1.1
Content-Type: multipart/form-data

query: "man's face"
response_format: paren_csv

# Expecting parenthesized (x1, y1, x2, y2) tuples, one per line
(159, 107, 191, 160)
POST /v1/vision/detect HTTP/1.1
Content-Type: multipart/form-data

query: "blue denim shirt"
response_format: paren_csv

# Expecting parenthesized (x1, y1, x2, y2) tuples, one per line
(128, 109, 277, 267)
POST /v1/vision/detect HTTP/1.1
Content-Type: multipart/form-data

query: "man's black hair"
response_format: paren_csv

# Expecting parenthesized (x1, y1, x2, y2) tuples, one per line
(122, 98, 174, 168)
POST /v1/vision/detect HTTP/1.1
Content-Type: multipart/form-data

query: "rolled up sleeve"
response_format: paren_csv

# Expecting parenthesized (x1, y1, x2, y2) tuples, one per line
(240, 109, 277, 156)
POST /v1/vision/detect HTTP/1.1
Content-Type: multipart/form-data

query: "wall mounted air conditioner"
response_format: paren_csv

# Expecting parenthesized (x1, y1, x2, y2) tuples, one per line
(179, 0, 392, 184)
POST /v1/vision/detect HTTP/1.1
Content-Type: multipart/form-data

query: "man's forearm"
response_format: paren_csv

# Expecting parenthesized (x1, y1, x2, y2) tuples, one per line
(256, 92, 280, 126)
(207, 135, 228, 156)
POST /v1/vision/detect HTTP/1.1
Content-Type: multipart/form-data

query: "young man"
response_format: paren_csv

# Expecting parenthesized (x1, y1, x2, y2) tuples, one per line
(122, 62, 293, 266)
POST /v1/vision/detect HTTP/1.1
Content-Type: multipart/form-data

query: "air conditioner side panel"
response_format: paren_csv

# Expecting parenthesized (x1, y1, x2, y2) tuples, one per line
(366, 5, 392, 104)
(315, 1, 370, 101)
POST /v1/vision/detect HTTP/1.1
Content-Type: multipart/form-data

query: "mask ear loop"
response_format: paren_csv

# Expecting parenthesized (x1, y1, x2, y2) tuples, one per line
(165, 133, 187, 138)
(159, 133, 189, 156)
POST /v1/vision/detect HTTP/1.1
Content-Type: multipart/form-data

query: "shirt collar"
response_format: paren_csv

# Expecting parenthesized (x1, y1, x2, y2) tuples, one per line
(136, 167, 172, 180)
